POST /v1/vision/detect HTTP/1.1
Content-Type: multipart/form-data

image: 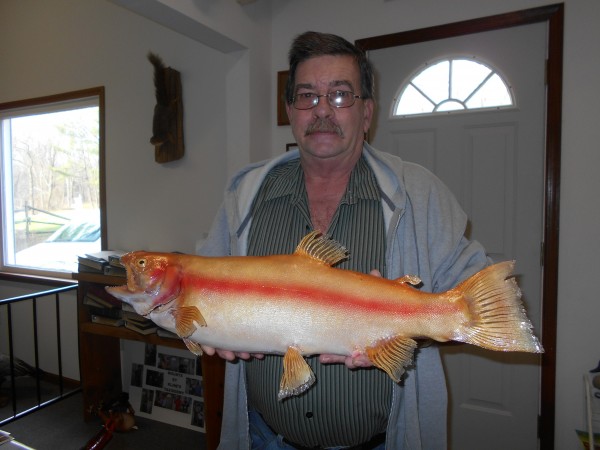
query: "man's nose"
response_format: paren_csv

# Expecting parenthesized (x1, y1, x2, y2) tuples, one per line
(312, 94, 334, 116)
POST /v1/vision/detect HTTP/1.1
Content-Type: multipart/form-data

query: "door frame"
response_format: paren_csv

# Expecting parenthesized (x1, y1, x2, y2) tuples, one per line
(356, 4, 563, 449)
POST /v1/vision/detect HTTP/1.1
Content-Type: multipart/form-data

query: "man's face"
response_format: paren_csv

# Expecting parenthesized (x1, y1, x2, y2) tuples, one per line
(286, 55, 374, 163)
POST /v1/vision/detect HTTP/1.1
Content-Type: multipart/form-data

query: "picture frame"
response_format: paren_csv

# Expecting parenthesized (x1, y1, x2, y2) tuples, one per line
(277, 70, 290, 126)
(123, 341, 205, 432)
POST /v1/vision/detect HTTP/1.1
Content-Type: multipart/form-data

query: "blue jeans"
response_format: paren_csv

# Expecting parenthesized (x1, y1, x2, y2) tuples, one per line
(248, 410, 386, 450)
(249, 409, 291, 449)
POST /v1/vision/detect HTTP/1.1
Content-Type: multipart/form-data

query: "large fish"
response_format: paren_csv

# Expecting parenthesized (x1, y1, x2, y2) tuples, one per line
(106, 231, 543, 400)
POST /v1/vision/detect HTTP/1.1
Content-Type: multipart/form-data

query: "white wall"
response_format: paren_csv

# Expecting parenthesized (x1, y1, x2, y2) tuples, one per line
(2, 1, 600, 448)
(1, 0, 272, 255)
(268, 1, 600, 449)
(0, 0, 270, 384)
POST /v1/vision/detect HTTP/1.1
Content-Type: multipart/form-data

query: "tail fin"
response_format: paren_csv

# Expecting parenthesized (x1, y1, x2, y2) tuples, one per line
(454, 261, 543, 353)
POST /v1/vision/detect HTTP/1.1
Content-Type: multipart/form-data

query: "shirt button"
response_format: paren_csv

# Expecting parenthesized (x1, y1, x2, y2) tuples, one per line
(305, 412, 313, 419)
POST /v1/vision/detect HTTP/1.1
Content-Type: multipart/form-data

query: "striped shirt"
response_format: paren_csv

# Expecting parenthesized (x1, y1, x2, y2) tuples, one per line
(245, 156, 392, 447)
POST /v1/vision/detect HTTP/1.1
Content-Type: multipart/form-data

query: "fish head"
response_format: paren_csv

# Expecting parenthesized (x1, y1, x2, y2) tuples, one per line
(106, 251, 182, 317)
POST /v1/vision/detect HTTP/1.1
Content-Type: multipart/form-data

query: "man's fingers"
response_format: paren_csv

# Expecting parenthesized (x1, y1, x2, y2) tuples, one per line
(212, 349, 264, 361)
(200, 345, 215, 356)
(348, 353, 373, 368)
(216, 349, 237, 361)
(320, 354, 347, 364)
(320, 353, 373, 369)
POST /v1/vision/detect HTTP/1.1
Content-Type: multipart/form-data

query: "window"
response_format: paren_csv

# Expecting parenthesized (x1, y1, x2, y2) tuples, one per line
(393, 57, 514, 117)
(0, 88, 105, 278)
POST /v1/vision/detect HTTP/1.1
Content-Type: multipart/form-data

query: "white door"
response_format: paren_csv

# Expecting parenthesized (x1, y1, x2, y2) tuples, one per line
(369, 23, 546, 450)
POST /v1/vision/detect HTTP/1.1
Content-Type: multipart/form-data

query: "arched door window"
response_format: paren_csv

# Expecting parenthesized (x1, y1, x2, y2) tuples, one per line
(393, 57, 514, 117)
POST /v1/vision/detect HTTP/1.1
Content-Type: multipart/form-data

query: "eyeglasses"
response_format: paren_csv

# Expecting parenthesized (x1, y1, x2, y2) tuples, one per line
(292, 90, 363, 110)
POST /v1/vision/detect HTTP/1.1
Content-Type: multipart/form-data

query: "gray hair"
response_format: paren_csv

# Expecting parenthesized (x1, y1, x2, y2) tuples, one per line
(284, 31, 374, 104)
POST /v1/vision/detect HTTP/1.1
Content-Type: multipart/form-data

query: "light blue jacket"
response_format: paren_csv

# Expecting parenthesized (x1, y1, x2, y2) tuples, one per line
(200, 143, 489, 449)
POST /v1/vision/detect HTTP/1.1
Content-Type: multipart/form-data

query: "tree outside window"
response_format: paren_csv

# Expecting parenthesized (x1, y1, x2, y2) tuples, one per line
(0, 88, 105, 277)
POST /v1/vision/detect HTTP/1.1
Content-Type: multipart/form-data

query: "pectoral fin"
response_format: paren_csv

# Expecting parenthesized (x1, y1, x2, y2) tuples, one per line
(366, 336, 417, 383)
(278, 346, 315, 401)
(171, 306, 207, 338)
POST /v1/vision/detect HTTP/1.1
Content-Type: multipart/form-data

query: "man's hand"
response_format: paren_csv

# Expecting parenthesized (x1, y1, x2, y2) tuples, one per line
(201, 345, 264, 361)
(319, 351, 373, 368)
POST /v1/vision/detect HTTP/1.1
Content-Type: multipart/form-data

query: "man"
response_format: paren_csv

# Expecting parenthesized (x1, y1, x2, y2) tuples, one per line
(201, 31, 489, 449)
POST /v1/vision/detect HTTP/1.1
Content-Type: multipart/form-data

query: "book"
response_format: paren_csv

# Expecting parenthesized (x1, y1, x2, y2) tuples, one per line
(77, 262, 104, 273)
(77, 256, 107, 272)
(108, 253, 125, 268)
(156, 328, 179, 339)
(87, 306, 123, 320)
(84, 288, 121, 309)
(78, 250, 126, 273)
(121, 303, 135, 312)
(121, 306, 147, 322)
(125, 320, 157, 335)
(122, 310, 146, 321)
(122, 307, 157, 334)
(103, 264, 126, 277)
(85, 250, 126, 262)
(91, 315, 124, 327)
(83, 294, 110, 309)
(123, 317, 154, 330)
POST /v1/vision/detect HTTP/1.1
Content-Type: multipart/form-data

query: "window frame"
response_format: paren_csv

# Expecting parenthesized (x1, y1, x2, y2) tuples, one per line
(390, 55, 516, 119)
(0, 87, 106, 280)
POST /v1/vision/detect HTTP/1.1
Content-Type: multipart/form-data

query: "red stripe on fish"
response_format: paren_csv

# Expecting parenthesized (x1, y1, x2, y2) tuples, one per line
(182, 275, 456, 317)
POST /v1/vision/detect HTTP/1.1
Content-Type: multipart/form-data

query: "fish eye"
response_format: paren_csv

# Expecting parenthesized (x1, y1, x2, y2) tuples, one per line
(137, 258, 147, 268)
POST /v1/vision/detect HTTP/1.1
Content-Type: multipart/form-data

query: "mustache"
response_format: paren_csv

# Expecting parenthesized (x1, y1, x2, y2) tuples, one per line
(304, 119, 343, 137)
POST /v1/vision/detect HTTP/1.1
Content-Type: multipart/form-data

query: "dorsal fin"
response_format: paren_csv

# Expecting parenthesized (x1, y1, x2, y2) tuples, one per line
(294, 231, 348, 266)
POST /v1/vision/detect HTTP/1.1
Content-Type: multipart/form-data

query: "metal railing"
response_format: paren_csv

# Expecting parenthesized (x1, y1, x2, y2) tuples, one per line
(0, 284, 80, 425)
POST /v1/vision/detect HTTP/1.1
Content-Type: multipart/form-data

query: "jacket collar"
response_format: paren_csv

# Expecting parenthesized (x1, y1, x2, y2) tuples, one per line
(228, 143, 408, 240)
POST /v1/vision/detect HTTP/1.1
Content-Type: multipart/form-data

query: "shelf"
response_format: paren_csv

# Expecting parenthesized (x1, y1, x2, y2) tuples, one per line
(80, 322, 186, 349)
(72, 271, 125, 286)
(75, 272, 224, 450)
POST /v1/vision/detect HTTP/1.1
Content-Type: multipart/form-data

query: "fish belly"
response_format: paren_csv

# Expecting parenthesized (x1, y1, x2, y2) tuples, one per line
(172, 291, 448, 356)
